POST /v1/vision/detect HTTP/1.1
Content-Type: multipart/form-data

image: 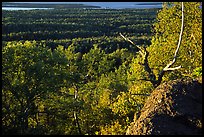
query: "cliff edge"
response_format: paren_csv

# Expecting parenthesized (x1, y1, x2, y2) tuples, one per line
(126, 77, 202, 135)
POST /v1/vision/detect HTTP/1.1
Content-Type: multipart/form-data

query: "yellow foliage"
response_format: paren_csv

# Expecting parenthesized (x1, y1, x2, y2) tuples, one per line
(99, 120, 126, 135)
(98, 89, 111, 107)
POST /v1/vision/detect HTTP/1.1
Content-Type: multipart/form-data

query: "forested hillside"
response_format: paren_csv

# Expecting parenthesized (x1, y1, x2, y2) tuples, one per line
(2, 2, 202, 135)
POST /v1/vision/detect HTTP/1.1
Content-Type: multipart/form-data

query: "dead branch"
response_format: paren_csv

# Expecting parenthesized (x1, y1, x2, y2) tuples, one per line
(120, 33, 157, 87)
(120, 2, 184, 88)
(73, 84, 82, 134)
(156, 2, 184, 86)
(119, 33, 144, 57)
(162, 2, 184, 71)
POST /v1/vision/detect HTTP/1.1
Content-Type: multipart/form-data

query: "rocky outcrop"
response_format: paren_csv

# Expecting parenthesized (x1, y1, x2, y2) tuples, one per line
(126, 77, 202, 135)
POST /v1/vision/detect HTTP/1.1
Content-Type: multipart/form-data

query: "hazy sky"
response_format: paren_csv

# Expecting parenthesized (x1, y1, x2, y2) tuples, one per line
(6, 2, 163, 9)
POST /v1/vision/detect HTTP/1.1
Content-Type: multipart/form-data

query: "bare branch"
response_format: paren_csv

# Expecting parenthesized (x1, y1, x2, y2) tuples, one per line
(163, 65, 181, 71)
(72, 84, 82, 134)
(174, 2, 184, 58)
(120, 2, 184, 88)
(119, 33, 144, 56)
(156, 2, 184, 87)
(119, 33, 157, 87)
(162, 2, 184, 71)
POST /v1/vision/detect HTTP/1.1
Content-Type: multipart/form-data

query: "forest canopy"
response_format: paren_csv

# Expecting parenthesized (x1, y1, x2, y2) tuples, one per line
(2, 2, 202, 135)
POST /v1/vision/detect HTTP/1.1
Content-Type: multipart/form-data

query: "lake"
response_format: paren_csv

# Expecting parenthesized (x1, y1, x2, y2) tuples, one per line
(2, 2, 162, 10)
(2, 7, 53, 10)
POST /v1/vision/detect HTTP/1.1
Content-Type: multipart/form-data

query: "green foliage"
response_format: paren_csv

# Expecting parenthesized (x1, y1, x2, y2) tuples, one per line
(126, 3, 202, 134)
(3, 8, 156, 135)
(192, 67, 202, 77)
(2, 41, 72, 134)
(148, 2, 202, 79)
(129, 2, 202, 87)
(82, 44, 115, 80)
(2, 8, 157, 41)
(99, 120, 127, 135)
(3, 4, 201, 135)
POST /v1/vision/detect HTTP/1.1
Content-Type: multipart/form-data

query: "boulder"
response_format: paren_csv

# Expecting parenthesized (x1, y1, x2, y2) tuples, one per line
(126, 77, 202, 135)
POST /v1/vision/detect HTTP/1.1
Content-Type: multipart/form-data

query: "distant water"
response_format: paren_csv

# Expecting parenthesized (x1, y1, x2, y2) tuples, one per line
(2, 7, 53, 10)
(2, 2, 163, 10)
(81, 2, 163, 9)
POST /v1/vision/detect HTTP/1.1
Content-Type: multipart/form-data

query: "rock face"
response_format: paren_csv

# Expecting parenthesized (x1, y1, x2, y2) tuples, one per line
(126, 77, 202, 135)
